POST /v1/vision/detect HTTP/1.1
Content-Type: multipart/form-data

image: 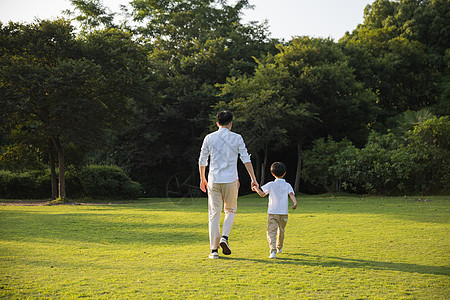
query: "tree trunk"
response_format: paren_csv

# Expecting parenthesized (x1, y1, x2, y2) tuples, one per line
(52, 136, 66, 200)
(254, 153, 261, 184)
(48, 139, 58, 200)
(294, 141, 302, 193)
(260, 143, 268, 185)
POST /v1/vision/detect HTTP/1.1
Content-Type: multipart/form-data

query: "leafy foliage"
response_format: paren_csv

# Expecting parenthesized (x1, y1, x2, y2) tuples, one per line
(341, 0, 449, 126)
(301, 137, 353, 193)
(324, 116, 450, 195)
(219, 37, 377, 187)
(76, 165, 142, 199)
(0, 170, 47, 199)
(0, 20, 152, 199)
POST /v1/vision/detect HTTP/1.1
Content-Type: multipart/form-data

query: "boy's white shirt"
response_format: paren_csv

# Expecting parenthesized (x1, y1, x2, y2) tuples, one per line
(261, 178, 294, 215)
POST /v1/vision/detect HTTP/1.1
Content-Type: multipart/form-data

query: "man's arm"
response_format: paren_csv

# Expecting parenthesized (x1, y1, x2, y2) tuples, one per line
(237, 135, 258, 189)
(199, 165, 208, 193)
(244, 161, 258, 189)
(198, 136, 209, 193)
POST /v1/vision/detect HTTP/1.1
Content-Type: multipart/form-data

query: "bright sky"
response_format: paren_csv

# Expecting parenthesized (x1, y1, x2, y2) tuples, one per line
(0, 0, 373, 41)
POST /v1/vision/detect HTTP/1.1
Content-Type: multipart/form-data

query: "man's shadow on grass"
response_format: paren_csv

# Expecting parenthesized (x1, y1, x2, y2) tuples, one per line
(222, 253, 450, 276)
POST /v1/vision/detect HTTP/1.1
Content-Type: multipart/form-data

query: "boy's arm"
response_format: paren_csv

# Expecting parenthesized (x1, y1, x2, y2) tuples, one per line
(252, 185, 267, 197)
(289, 192, 297, 209)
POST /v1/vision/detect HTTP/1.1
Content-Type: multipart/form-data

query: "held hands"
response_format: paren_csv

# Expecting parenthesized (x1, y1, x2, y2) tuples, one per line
(251, 181, 260, 193)
(252, 183, 267, 198)
(251, 180, 259, 190)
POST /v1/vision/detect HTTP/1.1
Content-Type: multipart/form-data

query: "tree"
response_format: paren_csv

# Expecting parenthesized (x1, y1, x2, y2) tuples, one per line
(129, 0, 252, 40)
(65, 0, 116, 31)
(0, 20, 152, 200)
(434, 49, 450, 115)
(276, 38, 377, 191)
(219, 37, 377, 191)
(340, 0, 449, 127)
(103, 0, 278, 195)
(217, 57, 312, 185)
(361, 0, 450, 55)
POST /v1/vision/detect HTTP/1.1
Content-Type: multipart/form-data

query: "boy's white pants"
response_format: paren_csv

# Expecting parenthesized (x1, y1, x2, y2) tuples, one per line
(207, 180, 239, 250)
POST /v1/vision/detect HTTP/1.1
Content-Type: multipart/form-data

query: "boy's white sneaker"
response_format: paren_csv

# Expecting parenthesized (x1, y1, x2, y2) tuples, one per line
(277, 248, 282, 254)
(209, 252, 219, 259)
(269, 252, 276, 259)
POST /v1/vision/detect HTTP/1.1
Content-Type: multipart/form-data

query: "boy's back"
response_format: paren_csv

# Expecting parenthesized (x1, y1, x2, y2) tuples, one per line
(261, 178, 294, 215)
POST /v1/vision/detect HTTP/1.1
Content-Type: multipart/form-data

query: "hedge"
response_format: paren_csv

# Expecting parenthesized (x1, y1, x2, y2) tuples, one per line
(0, 165, 142, 199)
(301, 116, 450, 195)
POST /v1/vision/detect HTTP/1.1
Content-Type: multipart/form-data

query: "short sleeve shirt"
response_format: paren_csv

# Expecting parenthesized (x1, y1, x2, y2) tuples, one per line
(261, 178, 294, 215)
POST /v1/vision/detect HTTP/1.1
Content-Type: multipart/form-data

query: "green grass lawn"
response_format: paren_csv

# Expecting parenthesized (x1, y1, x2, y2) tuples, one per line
(1, 195, 449, 299)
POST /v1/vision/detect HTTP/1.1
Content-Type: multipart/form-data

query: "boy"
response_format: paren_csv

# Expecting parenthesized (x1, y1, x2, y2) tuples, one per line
(252, 162, 297, 259)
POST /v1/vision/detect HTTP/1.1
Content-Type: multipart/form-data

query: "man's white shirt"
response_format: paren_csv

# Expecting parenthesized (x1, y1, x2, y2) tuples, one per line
(199, 128, 251, 183)
(261, 178, 294, 215)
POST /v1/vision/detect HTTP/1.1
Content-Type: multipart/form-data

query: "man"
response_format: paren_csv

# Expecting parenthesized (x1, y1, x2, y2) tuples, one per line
(199, 111, 258, 259)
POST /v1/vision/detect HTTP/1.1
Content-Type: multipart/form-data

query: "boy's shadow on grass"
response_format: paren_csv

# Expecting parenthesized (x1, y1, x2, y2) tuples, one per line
(222, 253, 450, 276)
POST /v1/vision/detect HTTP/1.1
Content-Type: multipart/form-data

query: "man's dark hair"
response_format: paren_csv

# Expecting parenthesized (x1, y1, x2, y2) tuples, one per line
(270, 162, 286, 177)
(217, 111, 233, 126)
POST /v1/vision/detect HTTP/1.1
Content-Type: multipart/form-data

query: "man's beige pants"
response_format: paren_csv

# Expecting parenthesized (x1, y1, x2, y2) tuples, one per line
(207, 180, 239, 250)
(267, 214, 288, 253)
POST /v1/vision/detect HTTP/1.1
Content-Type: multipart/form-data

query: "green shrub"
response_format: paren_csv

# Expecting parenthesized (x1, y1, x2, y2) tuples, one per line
(34, 172, 52, 199)
(78, 165, 142, 199)
(65, 166, 83, 198)
(304, 119, 450, 195)
(402, 116, 450, 194)
(301, 137, 353, 193)
(0, 165, 142, 199)
(333, 119, 450, 195)
(0, 170, 47, 199)
(333, 132, 400, 195)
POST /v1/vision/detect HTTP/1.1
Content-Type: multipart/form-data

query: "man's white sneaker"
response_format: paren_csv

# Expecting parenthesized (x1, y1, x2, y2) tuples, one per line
(209, 252, 219, 259)
(220, 238, 231, 255)
(269, 252, 276, 259)
(277, 248, 282, 254)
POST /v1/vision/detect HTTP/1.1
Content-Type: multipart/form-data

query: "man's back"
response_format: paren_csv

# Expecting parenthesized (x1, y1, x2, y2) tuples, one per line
(199, 127, 251, 183)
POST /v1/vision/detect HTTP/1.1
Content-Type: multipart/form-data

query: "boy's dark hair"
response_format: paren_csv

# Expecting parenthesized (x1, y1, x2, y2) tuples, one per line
(271, 162, 286, 177)
(217, 111, 233, 125)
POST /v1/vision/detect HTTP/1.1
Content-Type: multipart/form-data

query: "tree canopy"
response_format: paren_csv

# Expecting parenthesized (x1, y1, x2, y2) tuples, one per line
(0, 19, 152, 199)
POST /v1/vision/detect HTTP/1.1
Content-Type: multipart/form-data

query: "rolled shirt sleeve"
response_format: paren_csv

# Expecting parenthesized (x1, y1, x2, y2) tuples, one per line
(198, 136, 210, 167)
(237, 135, 251, 164)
